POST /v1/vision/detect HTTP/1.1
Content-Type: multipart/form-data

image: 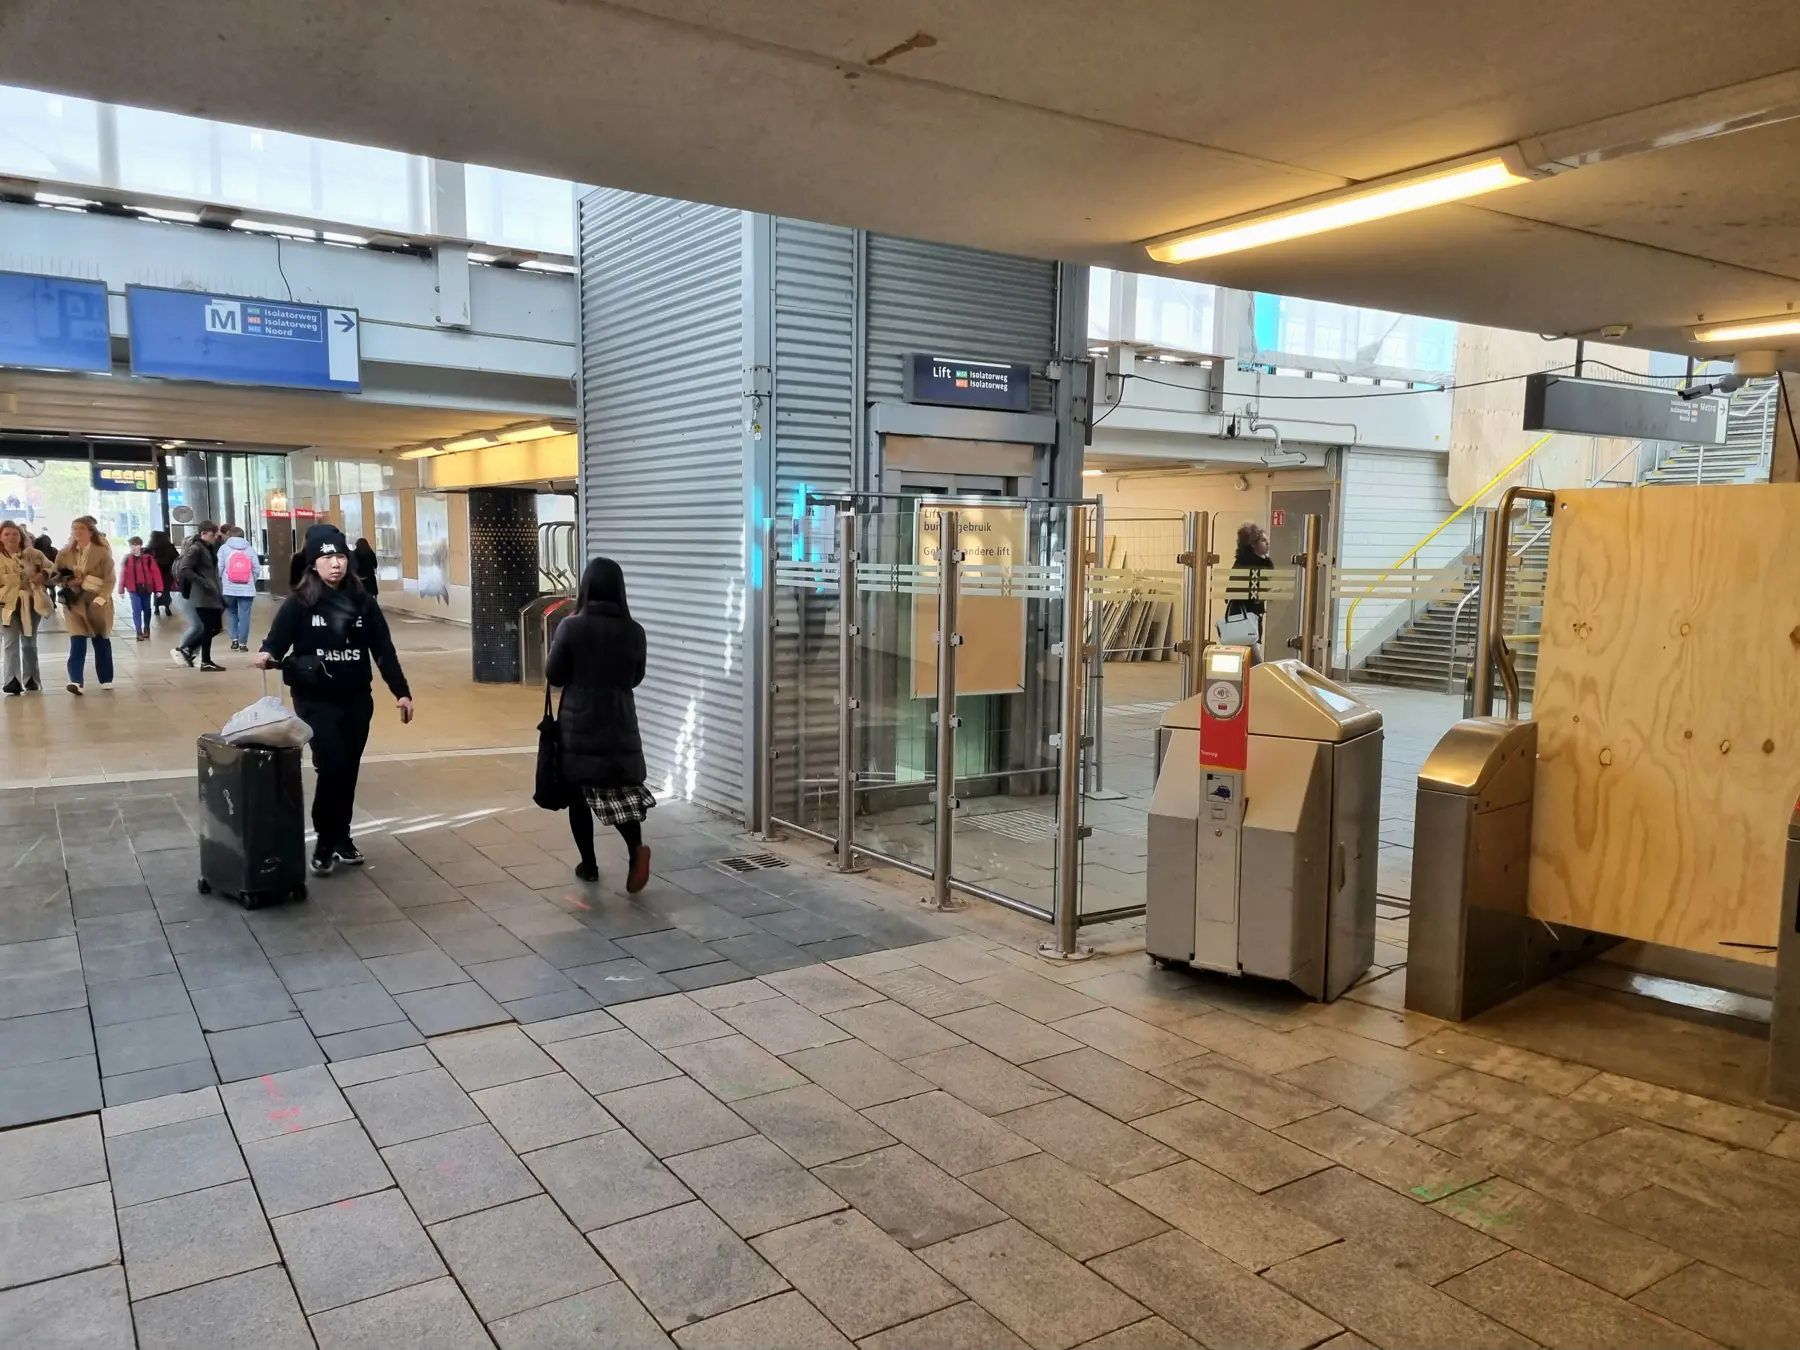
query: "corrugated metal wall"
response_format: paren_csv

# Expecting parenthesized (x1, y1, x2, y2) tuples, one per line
(865, 236, 1058, 413)
(578, 189, 747, 815)
(1336, 447, 1461, 661)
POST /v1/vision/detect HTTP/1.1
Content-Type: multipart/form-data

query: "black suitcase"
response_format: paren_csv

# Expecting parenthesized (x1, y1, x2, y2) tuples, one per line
(197, 734, 309, 909)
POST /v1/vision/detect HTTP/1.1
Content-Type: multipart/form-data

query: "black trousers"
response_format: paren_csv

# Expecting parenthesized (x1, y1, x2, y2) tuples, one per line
(297, 693, 373, 850)
(183, 606, 223, 663)
(568, 804, 641, 867)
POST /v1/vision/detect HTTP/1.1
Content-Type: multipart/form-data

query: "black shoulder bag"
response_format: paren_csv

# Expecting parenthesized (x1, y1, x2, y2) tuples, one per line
(533, 685, 572, 811)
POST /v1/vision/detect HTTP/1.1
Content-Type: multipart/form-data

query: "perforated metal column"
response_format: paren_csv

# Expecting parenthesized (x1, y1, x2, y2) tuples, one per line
(468, 488, 538, 684)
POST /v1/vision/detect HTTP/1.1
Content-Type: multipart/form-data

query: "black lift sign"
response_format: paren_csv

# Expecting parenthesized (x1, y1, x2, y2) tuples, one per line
(903, 353, 1032, 412)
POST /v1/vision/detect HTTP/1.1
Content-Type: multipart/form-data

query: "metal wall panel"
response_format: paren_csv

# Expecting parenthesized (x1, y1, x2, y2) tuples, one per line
(1335, 447, 1459, 661)
(865, 235, 1058, 413)
(577, 189, 747, 815)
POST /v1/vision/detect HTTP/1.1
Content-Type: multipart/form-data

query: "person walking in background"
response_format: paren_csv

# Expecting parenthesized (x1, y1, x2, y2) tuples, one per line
(148, 529, 178, 617)
(32, 532, 53, 561)
(218, 525, 260, 651)
(172, 522, 226, 671)
(254, 524, 413, 875)
(118, 536, 163, 643)
(545, 557, 655, 891)
(352, 538, 379, 597)
(56, 516, 116, 695)
(0, 521, 50, 695)
(1223, 520, 1273, 665)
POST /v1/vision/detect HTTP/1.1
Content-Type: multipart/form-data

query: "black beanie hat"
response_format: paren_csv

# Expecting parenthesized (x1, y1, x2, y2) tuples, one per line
(302, 523, 351, 569)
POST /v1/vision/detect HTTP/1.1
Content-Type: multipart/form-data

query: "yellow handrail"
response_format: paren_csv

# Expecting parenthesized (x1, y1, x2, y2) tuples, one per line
(1343, 433, 1552, 654)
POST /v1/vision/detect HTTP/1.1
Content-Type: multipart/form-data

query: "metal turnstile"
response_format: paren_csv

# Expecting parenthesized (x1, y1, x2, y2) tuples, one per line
(1146, 659, 1382, 1001)
(518, 594, 576, 686)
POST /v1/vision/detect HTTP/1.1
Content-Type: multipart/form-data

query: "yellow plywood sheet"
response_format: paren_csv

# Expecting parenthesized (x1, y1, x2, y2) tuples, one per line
(1528, 485, 1800, 961)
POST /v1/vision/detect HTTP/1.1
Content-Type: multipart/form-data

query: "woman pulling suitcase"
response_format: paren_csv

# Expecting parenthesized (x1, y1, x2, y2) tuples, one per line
(253, 524, 414, 876)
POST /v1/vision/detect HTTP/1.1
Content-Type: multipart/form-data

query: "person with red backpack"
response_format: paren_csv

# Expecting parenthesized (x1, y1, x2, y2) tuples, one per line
(117, 536, 164, 642)
(217, 524, 261, 652)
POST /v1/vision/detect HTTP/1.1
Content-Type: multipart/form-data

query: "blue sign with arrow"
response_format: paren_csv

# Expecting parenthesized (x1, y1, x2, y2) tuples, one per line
(0, 271, 112, 373)
(126, 285, 360, 392)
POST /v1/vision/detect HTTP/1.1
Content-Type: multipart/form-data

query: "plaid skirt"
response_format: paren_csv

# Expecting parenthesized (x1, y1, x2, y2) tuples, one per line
(583, 784, 656, 826)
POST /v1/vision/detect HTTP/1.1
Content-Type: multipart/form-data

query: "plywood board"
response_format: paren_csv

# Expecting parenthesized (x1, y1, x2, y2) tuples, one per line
(1528, 485, 1800, 961)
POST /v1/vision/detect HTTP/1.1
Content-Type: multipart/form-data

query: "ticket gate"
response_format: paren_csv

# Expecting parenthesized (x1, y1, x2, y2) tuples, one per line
(1147, 651, 1384, 1000)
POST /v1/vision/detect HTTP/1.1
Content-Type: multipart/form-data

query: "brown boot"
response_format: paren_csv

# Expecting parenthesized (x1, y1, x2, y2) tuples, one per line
(626, 845, 652, 894)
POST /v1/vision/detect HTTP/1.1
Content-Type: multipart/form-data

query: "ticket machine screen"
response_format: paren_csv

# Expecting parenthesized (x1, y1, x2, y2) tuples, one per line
(1206, 651, 1243, 678)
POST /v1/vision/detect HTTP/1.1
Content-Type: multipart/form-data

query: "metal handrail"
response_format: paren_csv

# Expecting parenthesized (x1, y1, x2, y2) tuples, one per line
(1479, 485, 1555, 716)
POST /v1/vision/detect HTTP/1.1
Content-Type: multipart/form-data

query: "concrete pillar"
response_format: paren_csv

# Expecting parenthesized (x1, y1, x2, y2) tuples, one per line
(468, 487, 538, 683)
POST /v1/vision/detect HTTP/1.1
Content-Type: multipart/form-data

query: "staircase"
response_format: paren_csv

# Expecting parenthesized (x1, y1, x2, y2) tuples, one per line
(1641, 378, 1779, 486)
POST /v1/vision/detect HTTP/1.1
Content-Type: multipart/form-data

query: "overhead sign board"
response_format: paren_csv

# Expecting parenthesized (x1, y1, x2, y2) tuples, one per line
(0, 271, 111, 373)
(127, 286, 360, 392)
(91, 463, 164, 493)
(1523, 373, 1727, 445)
(903, 353, 1032, 412)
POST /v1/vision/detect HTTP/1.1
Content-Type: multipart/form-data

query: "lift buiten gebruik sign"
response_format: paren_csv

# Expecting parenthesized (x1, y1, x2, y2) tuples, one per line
(903, 352, 1032, 411)
(126, 285, 361, 392)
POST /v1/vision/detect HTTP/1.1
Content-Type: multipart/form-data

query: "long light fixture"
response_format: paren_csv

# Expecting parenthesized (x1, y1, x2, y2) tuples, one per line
(1692, 315, 1800, 345)
(495, 422, 568, 444)
(1146, 151, 1533, 264)
(397, 446, 443, 461)
(442, 433, 498, 453)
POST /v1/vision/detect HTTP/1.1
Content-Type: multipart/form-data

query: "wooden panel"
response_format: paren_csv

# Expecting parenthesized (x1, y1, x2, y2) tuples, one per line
(1528, 485, 1800, 961)
(447, 493, 471, 586)
(399, 488, 418, 577)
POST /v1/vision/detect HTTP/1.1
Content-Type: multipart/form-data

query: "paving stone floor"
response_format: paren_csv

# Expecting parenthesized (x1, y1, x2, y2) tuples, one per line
(6, 755, 1800, 1346)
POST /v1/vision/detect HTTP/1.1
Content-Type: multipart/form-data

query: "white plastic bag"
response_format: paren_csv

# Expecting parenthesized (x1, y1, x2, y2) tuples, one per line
(221, 693, 313, 748)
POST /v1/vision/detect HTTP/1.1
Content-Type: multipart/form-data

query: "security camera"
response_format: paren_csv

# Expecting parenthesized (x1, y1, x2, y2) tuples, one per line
(1678, 373, 1748, 401)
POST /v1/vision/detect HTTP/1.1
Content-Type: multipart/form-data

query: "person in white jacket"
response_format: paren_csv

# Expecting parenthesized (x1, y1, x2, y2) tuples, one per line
(217, 525, 261, 652)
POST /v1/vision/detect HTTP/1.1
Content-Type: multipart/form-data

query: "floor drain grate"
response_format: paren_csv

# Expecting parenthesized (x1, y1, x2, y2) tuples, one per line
(965, 810, 1059, 843)
(714, 853, 790, 873)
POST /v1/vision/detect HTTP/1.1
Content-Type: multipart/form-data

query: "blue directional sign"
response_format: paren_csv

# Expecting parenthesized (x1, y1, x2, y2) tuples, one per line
(127, 286, 360, 392)
(0, 271, 112, 373)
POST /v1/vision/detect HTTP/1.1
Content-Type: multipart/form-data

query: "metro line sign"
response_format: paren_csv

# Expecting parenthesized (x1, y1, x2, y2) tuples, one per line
(127, 285, 361, 392)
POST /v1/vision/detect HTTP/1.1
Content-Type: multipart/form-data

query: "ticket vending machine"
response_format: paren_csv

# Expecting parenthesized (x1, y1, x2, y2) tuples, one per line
(1147, 658, 1383, 1001)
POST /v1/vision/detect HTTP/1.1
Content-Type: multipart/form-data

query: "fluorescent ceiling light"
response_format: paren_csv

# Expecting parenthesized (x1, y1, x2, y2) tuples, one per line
(1081, 468, 1106, 477)
(397, 446, 444, 460)
(442, 434, 497, 452)
(1692, 315, 1800, 344)
(496, 423, 567, 443)
(1146, 152, 1532, 264)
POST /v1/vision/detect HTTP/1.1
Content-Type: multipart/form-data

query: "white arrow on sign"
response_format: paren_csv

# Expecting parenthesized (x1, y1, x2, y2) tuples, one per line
(325, 308, 359, 385)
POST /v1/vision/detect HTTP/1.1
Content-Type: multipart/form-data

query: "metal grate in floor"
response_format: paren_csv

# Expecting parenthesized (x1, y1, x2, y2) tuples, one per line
(714, 853, 790, 873)
(964, 810, 1059, 843)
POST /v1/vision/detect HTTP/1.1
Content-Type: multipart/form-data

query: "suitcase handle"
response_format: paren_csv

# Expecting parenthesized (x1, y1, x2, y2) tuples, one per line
(261, 657, 285, 705)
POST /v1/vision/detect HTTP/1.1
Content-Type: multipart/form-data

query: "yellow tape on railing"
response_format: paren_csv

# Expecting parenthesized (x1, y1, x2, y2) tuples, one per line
(1343, 433, 1552, 654)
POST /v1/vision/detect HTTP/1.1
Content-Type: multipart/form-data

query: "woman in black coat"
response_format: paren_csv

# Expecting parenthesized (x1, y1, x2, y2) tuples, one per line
(352, 539, 380, 596)
(545, 556, 654, 889)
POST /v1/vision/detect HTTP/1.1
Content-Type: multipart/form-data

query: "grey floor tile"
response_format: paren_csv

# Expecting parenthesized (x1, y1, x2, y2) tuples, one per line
(272, 948, 378, 996)
(1025, 1048, 1195, 1122)
(684, 980, 783, 1011)
(95, 1011, 207, 1076)
(1633, 1262, 1800, 1348)
(118, 1179, 277, 1300)
(859, 1301, 1030, 1350)
(734, 1084, 897, 1166)
(666, 961, 756, 992)
(674, 1289, 853, 1349)
(825, 1001, 965, 1060)
(545, 1028, 680, 1095)
(101, 1056, 217, 1108)
(0, 1006, 95, 1069)
(783, 1040, 932, 1109)
(188, 978, 299, 1033)
(964, 969, 1105, 1024)
(903, 1044, 1062, 1116)
(0, 1266, 134, 1350)
(171, 950, 277, 993)
(716, 997, 851, 1055)
(243, 1119, 393, 1217)
(565, 956, 679, 1005)
(467, 953, 579, 1003)
(326, 1045, 437, 1088)
(308, 1275, 489, 1349)
(524, 1128, 692, 1231)
(867, 1091, 1038, 1177)
(0, 1114, 106, 1202)
(317, 1021, 425, 1062)
(381, 1121, 540, 1224)
(997, 1097, 1182, 1185)
(1079, 1316, 1205, 1349)
(0, 1179, 119, 1291)
(963, 1153, 1169, 1262)
(490, 1283, 673, 1350)
(600, 1077, 753, 1158)
(272, 1187, 446, 1314)
(1094, 1231, 1342, 1350)
(610, 993, 733, 1048)
(337, 919, 434, 959)
(754, 1210, 964, 1339)
(1051, 1009, 1207, 1071)
(1602, 1182, 1800, 1296)
(1137, 1101, 1332, 1193)
(132, 1265, 313, 1350)
(85, 972, 192, 1027)
(101, 1084, 219, 1138)
(524, 928, 625, 970)
(473, 1072, 619, 1153)
(221, 1062, 353, 1142)
(937, 1004, 1082, 1065)
(663, 1033, 806, 1102)
(616, 928, 733, 973)
(395, 982, 510, 1036)
(207, 1018, 327, 1082)
(1270, 1165, 1504, 1284)
(706, 931, 819, 975)
(1444, 1250, 1716, 1350)
(1263, 1241, 1526, 1349)
(505, 988, 602, 1022)
(363, 947, 466, 995)
(77, 944, 174, 987)
(592, 1201, 788, 1330)
(521, 1007, 623, 1044)
(344, 1066, 482, 1146)
(1113, 1161, 1337, 1272)
(295, 982, 406, 1038)
(815, 1144, 1004, 1248)
(858, 966, 991, 1018)
(665, 1135, 845, 1238)
(431, 1193, 614, 1321)
(105, 1112, 248, 1207)
(432, 924, 534, 965)
(428, 1023, 556, 1091)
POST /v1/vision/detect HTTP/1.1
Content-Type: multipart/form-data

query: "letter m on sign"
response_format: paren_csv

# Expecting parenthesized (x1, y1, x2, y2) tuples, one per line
(205, 300, 240, 333)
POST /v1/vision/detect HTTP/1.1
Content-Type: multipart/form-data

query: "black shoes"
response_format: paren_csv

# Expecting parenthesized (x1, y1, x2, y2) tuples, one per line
(334, 841, 365, 866)
(200, 662, 226, 672)
(309, 849, 335, 877)
(171, 647, 194, 667)
(23, 678, 37, 693)
(574, 861, 599, 883)
(2, 679, 18, 697)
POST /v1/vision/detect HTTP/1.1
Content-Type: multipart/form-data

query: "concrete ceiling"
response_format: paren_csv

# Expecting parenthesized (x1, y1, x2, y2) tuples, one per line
(5, 1, 1800, 365)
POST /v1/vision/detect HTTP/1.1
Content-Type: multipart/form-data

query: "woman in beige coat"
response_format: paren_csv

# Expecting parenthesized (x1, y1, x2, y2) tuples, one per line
(0, 520, 51, 695)
(55, 516, 116, 694)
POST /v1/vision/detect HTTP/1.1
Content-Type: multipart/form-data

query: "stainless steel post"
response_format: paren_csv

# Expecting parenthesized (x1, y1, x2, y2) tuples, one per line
(1479, 487, 1554, 717)
(754, 518, 780, 840)
(832, 511, 863, 872)
(1294, 513, 1322, 665)
(1471, 511, 1500, 716)
(1178, 511, 1211, 699)
(923, 509, 965, 911)
(1086, 495, 1106, 794)
(1041, 506, 1093, 960)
